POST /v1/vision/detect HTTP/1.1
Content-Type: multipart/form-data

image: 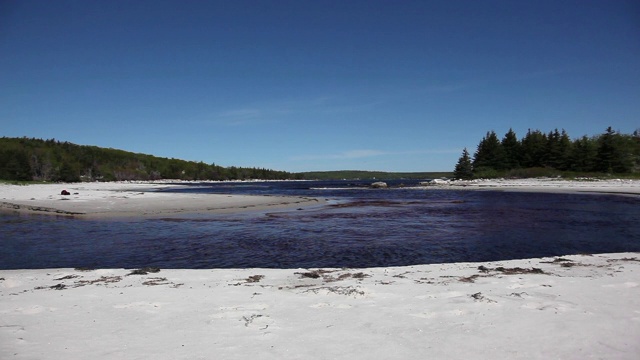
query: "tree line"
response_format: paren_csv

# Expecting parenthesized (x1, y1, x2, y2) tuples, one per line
(0, 137, 299, 182)
(454, 127, 640, 179)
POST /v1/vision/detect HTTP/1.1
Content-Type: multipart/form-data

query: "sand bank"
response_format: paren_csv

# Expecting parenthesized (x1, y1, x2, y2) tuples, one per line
(3, 178, 640, 218)
(0, 182, 323, 218)
(423, 178, 640, 195)
(1, 252, 638, 359)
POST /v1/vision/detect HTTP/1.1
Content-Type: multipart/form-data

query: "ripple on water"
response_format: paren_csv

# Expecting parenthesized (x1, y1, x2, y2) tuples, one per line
(1, 185, 639, 269)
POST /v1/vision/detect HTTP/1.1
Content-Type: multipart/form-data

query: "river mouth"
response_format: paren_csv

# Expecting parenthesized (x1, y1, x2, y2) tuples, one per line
(1, 181, 639, 269)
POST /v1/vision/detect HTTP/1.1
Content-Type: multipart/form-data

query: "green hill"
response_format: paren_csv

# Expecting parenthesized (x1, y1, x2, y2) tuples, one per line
(0, 137, 295, 182)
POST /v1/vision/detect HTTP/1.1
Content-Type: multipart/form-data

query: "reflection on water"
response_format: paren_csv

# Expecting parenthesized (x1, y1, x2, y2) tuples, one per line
(1, 181, 639, 269)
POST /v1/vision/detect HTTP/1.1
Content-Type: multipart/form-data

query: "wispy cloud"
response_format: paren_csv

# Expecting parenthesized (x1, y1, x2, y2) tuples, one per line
(210, 97, 331, 126)
(341, 149, 387, 158)
(209, 96, 381, 126)
(216, 109, 263, 126)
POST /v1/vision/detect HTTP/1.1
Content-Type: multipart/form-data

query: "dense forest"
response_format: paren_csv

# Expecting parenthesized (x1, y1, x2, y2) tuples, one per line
(0, 137, 298, 182)
(454, 127, 640, 179)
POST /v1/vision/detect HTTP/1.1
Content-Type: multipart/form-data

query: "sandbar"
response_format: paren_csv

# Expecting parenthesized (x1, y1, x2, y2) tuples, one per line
(0, 182, 323, 218)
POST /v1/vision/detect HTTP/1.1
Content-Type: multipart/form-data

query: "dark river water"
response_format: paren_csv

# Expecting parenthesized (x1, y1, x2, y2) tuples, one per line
(1, 180, 639, 269)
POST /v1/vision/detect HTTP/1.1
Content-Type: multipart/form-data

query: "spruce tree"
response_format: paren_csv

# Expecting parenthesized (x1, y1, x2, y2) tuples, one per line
(596, 127, 636, 173)
(473, 131, 505, 170)
(597, 127, 617, 173)
(570, 135, 598, 172)
(454, 148, 474, 179)
(520, 129, 547, 168)
(556, 129, 573, 170)
(501, 128, 521, 170)
(544, 129, 561, 168)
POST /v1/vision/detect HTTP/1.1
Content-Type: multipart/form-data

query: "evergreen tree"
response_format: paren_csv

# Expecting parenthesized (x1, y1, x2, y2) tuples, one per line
(473, 131, 505, 170)
(556, 129, 573, 170)
(501, 128, 521, 170)
(453, 148, 473, 179)
(520, 129, 547, 168)
(569, 136, 598, 172)
(58, 162, 81, 182)
(0, 148, 31, 181)
(597, 127, 617, 173)
(0, 137, 295, 182)
(596, 127, 635, 173)
(544, 129, 560, 168)
(544, 129, 572, 170)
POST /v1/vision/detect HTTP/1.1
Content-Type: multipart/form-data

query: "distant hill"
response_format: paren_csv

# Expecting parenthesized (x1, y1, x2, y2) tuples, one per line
(298, 170, 452, 180)
(0, 137, 296, 182)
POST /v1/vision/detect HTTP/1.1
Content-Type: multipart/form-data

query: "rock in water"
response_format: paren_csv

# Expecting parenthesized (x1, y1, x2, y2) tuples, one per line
(420, 179, 449, 186)
(371, 181, 388, 188)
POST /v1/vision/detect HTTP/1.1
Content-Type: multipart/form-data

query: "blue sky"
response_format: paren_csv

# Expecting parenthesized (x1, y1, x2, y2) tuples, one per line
(1, 0, 639, 172)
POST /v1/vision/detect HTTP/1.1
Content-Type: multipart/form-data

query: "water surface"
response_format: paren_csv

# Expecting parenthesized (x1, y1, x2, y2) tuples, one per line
(1, 180, 639, 269)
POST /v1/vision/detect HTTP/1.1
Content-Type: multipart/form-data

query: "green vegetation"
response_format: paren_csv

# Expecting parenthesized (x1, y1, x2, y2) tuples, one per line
(453, 148, 473, 180)
(298, 170, 452, 180)
(454, 127, 640, 179)
(0, 137, 297, 182)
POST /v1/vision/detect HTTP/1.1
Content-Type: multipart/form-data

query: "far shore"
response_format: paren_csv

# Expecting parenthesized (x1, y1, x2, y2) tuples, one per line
(1, 178, 639, 218)
(418, 177, 640, 196)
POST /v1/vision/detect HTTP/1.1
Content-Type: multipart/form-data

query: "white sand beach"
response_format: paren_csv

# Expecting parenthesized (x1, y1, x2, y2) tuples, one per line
(1, 179, 639, 359)
(425, 178, 640, 195)
(1, 253, 639, 359)
(0, 182, 323, 218)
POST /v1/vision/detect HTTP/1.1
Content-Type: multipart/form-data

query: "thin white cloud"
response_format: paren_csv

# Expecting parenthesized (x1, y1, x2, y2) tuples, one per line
(210, 96, 380, 126)
(342, 149, 387, 158)
(216, 109, 263, 126)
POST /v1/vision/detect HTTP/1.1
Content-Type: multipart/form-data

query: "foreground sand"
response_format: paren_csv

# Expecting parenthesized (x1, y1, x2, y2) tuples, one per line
(1, 253, 639, 359)
(0, 182, 323, 218)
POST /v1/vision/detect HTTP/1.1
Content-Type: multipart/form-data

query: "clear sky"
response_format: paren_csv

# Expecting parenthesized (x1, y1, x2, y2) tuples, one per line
(1, 0, 639, 172)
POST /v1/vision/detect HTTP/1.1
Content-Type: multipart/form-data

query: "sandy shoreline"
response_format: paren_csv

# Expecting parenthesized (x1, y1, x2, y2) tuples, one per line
(0, 182, 323, 218)
(1, 178, 639, 218)
(423, 178, 640, 195)
(1, 252, 639, 359)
